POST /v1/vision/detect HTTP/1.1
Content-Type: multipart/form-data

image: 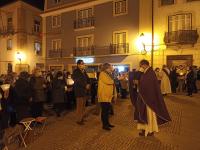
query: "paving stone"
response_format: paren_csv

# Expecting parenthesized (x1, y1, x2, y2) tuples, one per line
(8, 94, 200, 150)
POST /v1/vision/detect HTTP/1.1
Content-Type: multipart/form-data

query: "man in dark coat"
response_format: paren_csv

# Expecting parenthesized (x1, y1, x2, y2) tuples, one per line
(52, 71, 66, 117)
(135, 60, 171, 137)
(186, 67, 194, 96)
(14, 71, 31, 122)
(72, 60, 90, 125)
(0, 85, 9, 150)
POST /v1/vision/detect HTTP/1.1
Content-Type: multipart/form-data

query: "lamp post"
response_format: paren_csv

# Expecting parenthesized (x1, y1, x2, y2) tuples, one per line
(151, 0, 154, 68)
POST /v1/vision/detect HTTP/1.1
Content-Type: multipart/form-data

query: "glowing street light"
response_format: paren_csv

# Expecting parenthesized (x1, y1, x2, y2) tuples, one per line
(16, 52, 22, 64)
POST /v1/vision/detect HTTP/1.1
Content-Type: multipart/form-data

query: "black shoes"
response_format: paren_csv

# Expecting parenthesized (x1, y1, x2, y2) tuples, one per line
(103, 126, 111, 131)
(102, 124, 115, 131)
(139, 130, 154, 137)
(108, 124, 115, 128)
(139, 130, 145, 136)
(76, 121, 84, 125)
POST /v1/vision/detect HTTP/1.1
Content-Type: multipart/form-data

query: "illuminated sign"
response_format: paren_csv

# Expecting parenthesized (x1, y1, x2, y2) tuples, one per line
(75, 57, 94, 64)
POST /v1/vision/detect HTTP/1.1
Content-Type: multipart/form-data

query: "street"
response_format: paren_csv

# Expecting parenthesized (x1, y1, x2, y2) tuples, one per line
(12, 94, 200, 150)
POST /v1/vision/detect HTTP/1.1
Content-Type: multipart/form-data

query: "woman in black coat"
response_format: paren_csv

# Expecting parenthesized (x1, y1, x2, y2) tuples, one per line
(52, 71, 66, 117)
(30, 69, 46, 118)
(186, 67, 195, 96)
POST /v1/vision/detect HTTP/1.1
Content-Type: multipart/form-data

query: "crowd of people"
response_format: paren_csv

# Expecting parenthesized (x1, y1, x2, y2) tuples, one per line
(0, 59, 199, 149)
(155, 65, 200, 96)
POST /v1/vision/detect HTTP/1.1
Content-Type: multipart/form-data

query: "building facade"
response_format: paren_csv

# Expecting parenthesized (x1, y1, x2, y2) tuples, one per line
(139, 0, 200, 68)
(0, 1, 44, 74)
(42, 0, 140, 72)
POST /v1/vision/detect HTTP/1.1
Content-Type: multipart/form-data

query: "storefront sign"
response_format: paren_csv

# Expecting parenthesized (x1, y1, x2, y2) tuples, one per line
(75, 57, 94, 64)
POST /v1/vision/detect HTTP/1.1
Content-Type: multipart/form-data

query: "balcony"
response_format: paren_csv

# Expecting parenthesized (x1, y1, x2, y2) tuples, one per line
(73, 43, 129, 56)
(73, 46, 94, 56)
(110, 43, 129, 54)
(48, 49, 67, 58)
(164, 30, 199, 46)
(74, 17, 95, 29)
(0, 26, 15, 36)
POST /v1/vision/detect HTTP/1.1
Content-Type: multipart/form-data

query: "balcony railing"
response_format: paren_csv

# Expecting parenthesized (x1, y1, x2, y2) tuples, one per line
(74, 17, 95, 29)
(73, 46, 94, 56)
(164, 30, 199, 45)
(48, 44, 130, 58)
(0, 26, 15, 36)
(110, 43, 129, 54)
(48, 49, 63, 58)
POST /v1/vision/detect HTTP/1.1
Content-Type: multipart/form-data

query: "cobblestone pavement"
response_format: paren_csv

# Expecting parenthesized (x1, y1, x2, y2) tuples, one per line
(10, 93, 200, 150)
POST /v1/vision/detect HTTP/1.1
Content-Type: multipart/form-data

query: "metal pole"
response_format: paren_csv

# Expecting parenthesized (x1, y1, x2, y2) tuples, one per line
(151, 0, 154, 67)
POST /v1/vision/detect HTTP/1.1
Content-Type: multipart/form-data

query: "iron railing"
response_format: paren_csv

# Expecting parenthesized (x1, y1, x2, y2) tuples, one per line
(73, 46, 94, 56)
(74, 17, 95, 29)
(164, 30, 199, 45)
(0, 26, 15, 36)
(109, 43, 129, 54)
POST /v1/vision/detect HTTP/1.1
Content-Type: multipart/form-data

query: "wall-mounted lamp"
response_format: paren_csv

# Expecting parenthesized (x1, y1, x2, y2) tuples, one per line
(16, 52, 22, 64)
(140, 33, 147, 55)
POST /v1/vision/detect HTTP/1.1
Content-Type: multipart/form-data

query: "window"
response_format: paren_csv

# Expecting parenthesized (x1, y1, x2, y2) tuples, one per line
(112, 31, 128, 54)
(54, 0, 61, 4)
(161, 0, 174, 6)
(52, 39, 61, 51)
(168, 13, 192, 32)
(52, 15, 61, 28)
(113, 31, 127, 44)
(77, 8, 93, 19)
(113, 0, 128, 16)
(76, 35, 93, 48)
(34, 42, 41, 55)
(34, 20, 40, 33)
(7, 17, 13, 31)
(7, 39, 12, 50)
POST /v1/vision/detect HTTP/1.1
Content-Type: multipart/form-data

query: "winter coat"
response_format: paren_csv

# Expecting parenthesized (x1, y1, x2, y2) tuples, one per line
(30, 76, 46, 103)
(52, 79, 66, 103)
(98, 71, 117, 103)
(72, 68, 90, 97)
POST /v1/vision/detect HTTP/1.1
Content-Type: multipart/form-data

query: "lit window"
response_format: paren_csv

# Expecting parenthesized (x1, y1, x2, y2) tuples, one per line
(77, 8, 93, 19)
(52, 15, 61, 28)
(34, 42, 41, 55)
(168, 13, 192, 32)
(76, 36, 93, 48)
(52, 39, 61, 51)
(34, 20, 40, 33)
(113, 0, 128, 16)
(7, 39, 12, 50)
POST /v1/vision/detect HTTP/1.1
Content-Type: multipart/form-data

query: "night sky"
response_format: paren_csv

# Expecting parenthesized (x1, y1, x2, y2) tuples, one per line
(0, 0, 44, 10)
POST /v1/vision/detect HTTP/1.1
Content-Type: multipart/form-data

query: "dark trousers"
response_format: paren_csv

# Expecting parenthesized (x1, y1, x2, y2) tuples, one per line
(54, 103, 64, 116)
(187, 83, 193, 96)
(31, 102, 43, 118)
(15, 104, 30, 122)
(193, 80, 198, 93)
(100, 102, 111, 127)
(121, 89, 127, 99)
(0, 114, 5, 150)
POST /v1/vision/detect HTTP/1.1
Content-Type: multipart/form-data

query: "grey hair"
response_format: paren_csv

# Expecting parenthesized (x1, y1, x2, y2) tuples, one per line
(101, 63, 112, 71)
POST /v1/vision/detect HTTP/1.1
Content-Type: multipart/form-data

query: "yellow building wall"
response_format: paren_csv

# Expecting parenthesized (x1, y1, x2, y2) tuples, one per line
(139, 0, 200, 69)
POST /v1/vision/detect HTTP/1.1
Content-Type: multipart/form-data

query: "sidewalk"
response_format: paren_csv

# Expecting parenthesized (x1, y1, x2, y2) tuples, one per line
(12, 93, 200, 150)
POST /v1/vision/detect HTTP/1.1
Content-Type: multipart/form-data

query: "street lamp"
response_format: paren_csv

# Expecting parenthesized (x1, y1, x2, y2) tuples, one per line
(16, 52, 22, 64)
(140, 33, 147, 54)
